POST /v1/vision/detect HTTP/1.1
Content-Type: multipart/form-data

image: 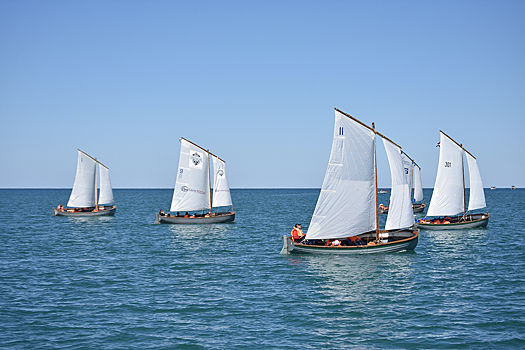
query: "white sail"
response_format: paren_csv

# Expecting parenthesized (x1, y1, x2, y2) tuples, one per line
(67, 150, 97, 208)
(170, 139, 211, 212)
(413, 165, 424, 202)
(212, 156, 232, 208)
(305, 110, 376, 240)
(427, 132, 465, 217)
(98, 164, 114, 205)
(401, 152, 414, 194)
(466, 152, 486, 211)
(384, 139, 414, 230)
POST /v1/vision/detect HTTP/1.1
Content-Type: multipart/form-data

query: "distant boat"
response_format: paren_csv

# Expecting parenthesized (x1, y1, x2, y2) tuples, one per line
(380, 152, 426, 214)
(511, 185, 516, 190)
(53, 150, 116, 217)
(417, 131, 489, 230)
(154, 138, 235, 224)
(378, 189, 387, 194)
(490, 186, 496, 190)
(281, 108, 418, 254)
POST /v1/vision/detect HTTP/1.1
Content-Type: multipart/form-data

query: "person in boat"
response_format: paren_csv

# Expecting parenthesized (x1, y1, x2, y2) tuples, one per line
(176, 212, 180, 217)
(57, 204, 63, 211)
(330, 239, 341, 246)
(184, 212, 189, 218)
(159, 209, 166, 217)
(348, 236, 365, 246)
(291, 224, 305, 242)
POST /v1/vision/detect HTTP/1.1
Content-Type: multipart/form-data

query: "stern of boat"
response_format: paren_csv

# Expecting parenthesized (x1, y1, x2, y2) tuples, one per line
(154, 213, 160, 224)
(279, 235, 294, 254)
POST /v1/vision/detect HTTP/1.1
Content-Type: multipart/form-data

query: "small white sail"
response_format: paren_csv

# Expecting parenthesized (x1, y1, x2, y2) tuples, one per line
(170, 139, 211, 212)
(67, 150, 97, 208)
(305, 110, 376, 240)
(466, 152, 486, 211)
(413, 165, 424, 202)
(427, 132, 465, 217)
(98, 164, 114, 205)
(384, 139, 414, 230)
(212, 156, 232, 208)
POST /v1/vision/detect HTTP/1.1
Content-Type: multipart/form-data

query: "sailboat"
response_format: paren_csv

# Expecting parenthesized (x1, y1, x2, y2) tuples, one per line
(280, 108, 419, 254)
(53, 150, 116, 216)
(154, 138, 235, 224)
(417, 131, 489, 230)
(379, 152, 425, 214)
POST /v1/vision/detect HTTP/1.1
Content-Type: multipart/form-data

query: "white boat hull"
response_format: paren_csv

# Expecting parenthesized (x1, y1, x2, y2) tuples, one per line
(280, 230, 419, 255)
(154, 212, 235, 224)
(53, 206, 116, 217)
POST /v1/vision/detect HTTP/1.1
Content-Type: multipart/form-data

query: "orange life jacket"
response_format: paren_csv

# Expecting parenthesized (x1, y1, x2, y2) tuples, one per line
(291, 228, 303, 240)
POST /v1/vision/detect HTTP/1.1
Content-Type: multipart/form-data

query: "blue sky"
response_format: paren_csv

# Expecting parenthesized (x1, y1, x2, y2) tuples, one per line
(1, 0, 524, 189)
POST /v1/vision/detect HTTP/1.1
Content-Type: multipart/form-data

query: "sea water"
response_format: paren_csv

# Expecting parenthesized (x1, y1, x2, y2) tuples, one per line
(0, 188, 524, 349)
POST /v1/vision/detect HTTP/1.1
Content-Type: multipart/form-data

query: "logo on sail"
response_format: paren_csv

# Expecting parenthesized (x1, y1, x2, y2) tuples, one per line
(217, 169, 224, 177)
(189, 151, 204, 169)
(181, 185, 205, 195)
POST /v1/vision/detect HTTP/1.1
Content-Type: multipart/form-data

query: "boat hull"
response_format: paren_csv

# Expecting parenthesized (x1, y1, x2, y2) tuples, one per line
(417, 213, 489, 230)
(53, 206, 116, 217)
(154, 212, 235, 224)
(280, 230, 418, 255)
(412, 203, 426, 213)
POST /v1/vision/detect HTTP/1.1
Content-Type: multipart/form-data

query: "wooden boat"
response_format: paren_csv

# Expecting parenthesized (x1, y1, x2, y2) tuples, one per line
(280, 108, 418, 255)
(155, 138, 235, 224)
(417, 131, 489, 230)
(53, 150, 116, 217)
(379, 152, 426, 214)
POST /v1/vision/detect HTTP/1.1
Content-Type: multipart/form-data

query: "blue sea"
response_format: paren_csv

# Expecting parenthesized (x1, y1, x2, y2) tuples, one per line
(1, 188, 524, 349)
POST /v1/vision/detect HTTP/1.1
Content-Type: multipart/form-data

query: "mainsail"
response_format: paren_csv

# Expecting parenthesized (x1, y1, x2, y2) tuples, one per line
(67, 150, 97, 207)
(426, 131, 465, 217)
(384, 139, 414, 230)
(98, 164, 114, 205)
(170, 138, 211, 212)
(305, 110, 376, 240)
(212, 155, 232, 208)
(466, 152, 486, 211)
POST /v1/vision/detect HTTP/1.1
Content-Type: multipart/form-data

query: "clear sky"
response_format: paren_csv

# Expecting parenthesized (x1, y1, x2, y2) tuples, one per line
(1, 0, 524, 189)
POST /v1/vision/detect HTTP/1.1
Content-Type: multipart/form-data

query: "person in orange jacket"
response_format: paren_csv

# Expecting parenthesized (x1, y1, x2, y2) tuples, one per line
(291, 223, 306, 242)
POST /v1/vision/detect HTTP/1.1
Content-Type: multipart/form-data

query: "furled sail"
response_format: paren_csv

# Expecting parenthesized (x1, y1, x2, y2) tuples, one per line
(426, 132, 465, 217)
(384, 139, 414, 230)
(98, 164, 114, 205)
(305, 110, 376, 240)
(413, 165, 424, 202)
(212, 155, 232, 208)
(67, 150, 97, 207)
(466, 152, 486, 211)
(170, 139, 211, 212)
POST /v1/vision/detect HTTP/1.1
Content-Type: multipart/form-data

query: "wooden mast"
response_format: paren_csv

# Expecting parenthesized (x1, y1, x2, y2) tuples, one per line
(372, 122, 380, 241)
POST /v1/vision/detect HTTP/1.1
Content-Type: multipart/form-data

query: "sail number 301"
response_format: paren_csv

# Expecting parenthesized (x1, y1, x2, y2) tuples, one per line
(444, 161, 451, 168)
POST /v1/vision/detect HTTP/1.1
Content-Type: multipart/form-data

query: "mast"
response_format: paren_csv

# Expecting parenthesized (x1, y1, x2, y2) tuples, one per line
(461, 144, 467, 219)
(94, 158, 98, 210)
(208, 150, 212, 215)
(372, 122, 379, 241)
